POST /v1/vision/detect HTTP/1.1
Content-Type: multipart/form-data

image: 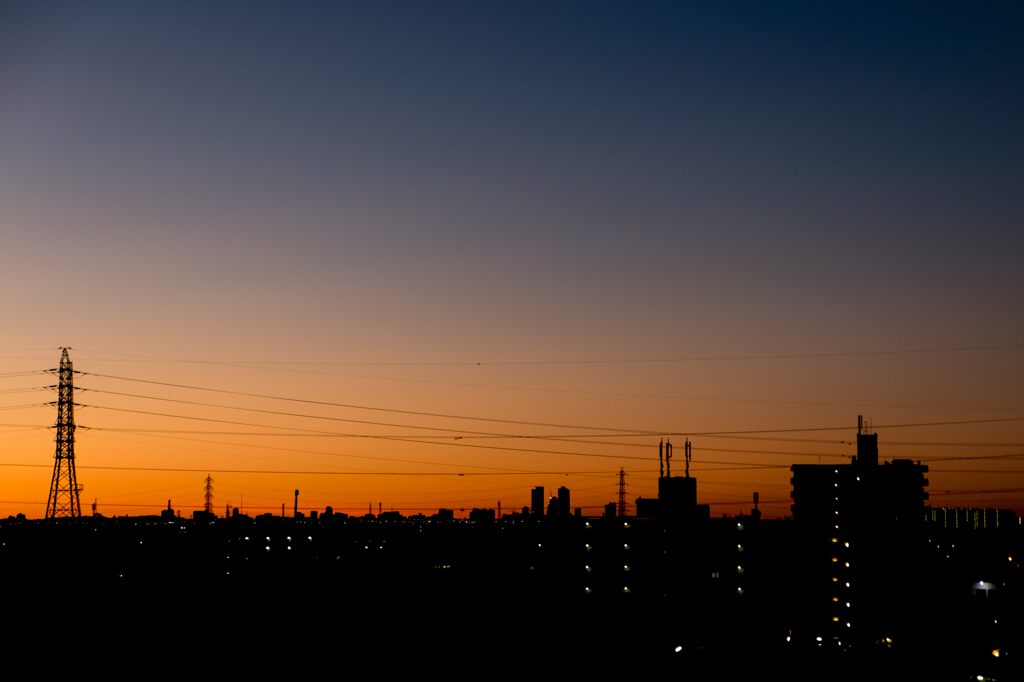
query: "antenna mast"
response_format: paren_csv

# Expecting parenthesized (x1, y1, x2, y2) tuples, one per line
(46, 348, 82, 518)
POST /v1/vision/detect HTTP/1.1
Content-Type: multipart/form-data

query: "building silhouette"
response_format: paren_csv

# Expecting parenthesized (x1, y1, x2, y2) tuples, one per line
(531, 486, 544, 516)
(789, 419, 930, 649)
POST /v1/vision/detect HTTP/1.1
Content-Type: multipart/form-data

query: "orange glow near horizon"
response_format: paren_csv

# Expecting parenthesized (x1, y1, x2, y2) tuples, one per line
(1, 348, 1021, 520)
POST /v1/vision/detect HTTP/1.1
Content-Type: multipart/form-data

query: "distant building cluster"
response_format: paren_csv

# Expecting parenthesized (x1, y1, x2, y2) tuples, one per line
(2, 417, 1020, 671)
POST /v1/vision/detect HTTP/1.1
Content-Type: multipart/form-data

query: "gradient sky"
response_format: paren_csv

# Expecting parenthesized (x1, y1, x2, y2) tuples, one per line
(1, 2, 1022, 518)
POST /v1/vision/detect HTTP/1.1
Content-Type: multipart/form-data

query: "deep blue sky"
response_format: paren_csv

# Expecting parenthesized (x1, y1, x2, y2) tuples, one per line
(1, 2, 1022, 360)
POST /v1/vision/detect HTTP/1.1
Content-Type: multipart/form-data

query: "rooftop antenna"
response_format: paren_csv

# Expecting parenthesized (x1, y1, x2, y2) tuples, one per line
(617, 468, 628, 517)
(203, 475, 214, 514)
(685, 439, 691, 478)
(858, 415, 863, 434)
(753, 492, 759, 510)
(665, 440, 673, 477)
(659, 440, 664, 478)
(46, 348, 82, 518)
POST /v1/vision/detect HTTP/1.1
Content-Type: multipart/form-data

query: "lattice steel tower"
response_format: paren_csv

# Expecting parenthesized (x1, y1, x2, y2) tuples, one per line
(46, 348, 82, 518)
(204, 475, 214, 513)
(617, 467, 627, 517)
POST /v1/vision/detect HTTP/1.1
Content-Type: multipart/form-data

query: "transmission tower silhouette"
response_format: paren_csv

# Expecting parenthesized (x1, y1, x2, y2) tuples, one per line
(46, 348, 82, 518)
(204, 475, 214, 513)
(617, 467, 627, 517)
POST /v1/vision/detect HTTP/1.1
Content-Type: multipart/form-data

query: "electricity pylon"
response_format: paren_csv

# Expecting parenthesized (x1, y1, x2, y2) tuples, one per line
(617, 467, 627, 517)
(204, 475, 214, 513)
(46, 348, 82, 518)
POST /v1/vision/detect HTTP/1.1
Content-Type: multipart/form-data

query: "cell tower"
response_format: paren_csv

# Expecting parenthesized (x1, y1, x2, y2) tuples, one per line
(46, 348, 82, 518)
(204, 475, 214, 513)
(617, 467, 627, 517)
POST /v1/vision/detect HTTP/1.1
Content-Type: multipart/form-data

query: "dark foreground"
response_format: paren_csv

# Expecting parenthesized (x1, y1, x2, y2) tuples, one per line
(1, 514, 1017, 680)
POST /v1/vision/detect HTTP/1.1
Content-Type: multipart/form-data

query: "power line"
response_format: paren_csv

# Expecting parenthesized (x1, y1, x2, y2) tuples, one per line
(0, 387, 52, 395)
(930, 469, 1024, 474)
(80, 373, 658, 434)
(75, 361, 1024, 411)
(82, 426, 851, 460)
(87, 428, 794, 473)
(77, 391, 859, 459)
(78, 410, 659, 461)
(0, 462, 624, 476)
(66, 343, 1024, 366)
(84, 389, 523, 438)
(88, 431, 565, 474)
(0, 370, 49, 379)
(78, 373, 1024, 438)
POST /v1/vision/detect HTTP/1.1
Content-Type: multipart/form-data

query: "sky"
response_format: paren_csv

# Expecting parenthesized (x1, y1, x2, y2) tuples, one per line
(1, 2, 1022, 519)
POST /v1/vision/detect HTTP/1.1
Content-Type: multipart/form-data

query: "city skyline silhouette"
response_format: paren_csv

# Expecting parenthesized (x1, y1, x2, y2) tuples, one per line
(1, 3, 1021, 674)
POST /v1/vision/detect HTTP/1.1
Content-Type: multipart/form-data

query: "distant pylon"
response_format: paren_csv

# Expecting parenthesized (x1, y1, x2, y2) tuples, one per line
(204, 475, 214, 513)
(617, 467, 627, 517)
(46, 348, 82, 518)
